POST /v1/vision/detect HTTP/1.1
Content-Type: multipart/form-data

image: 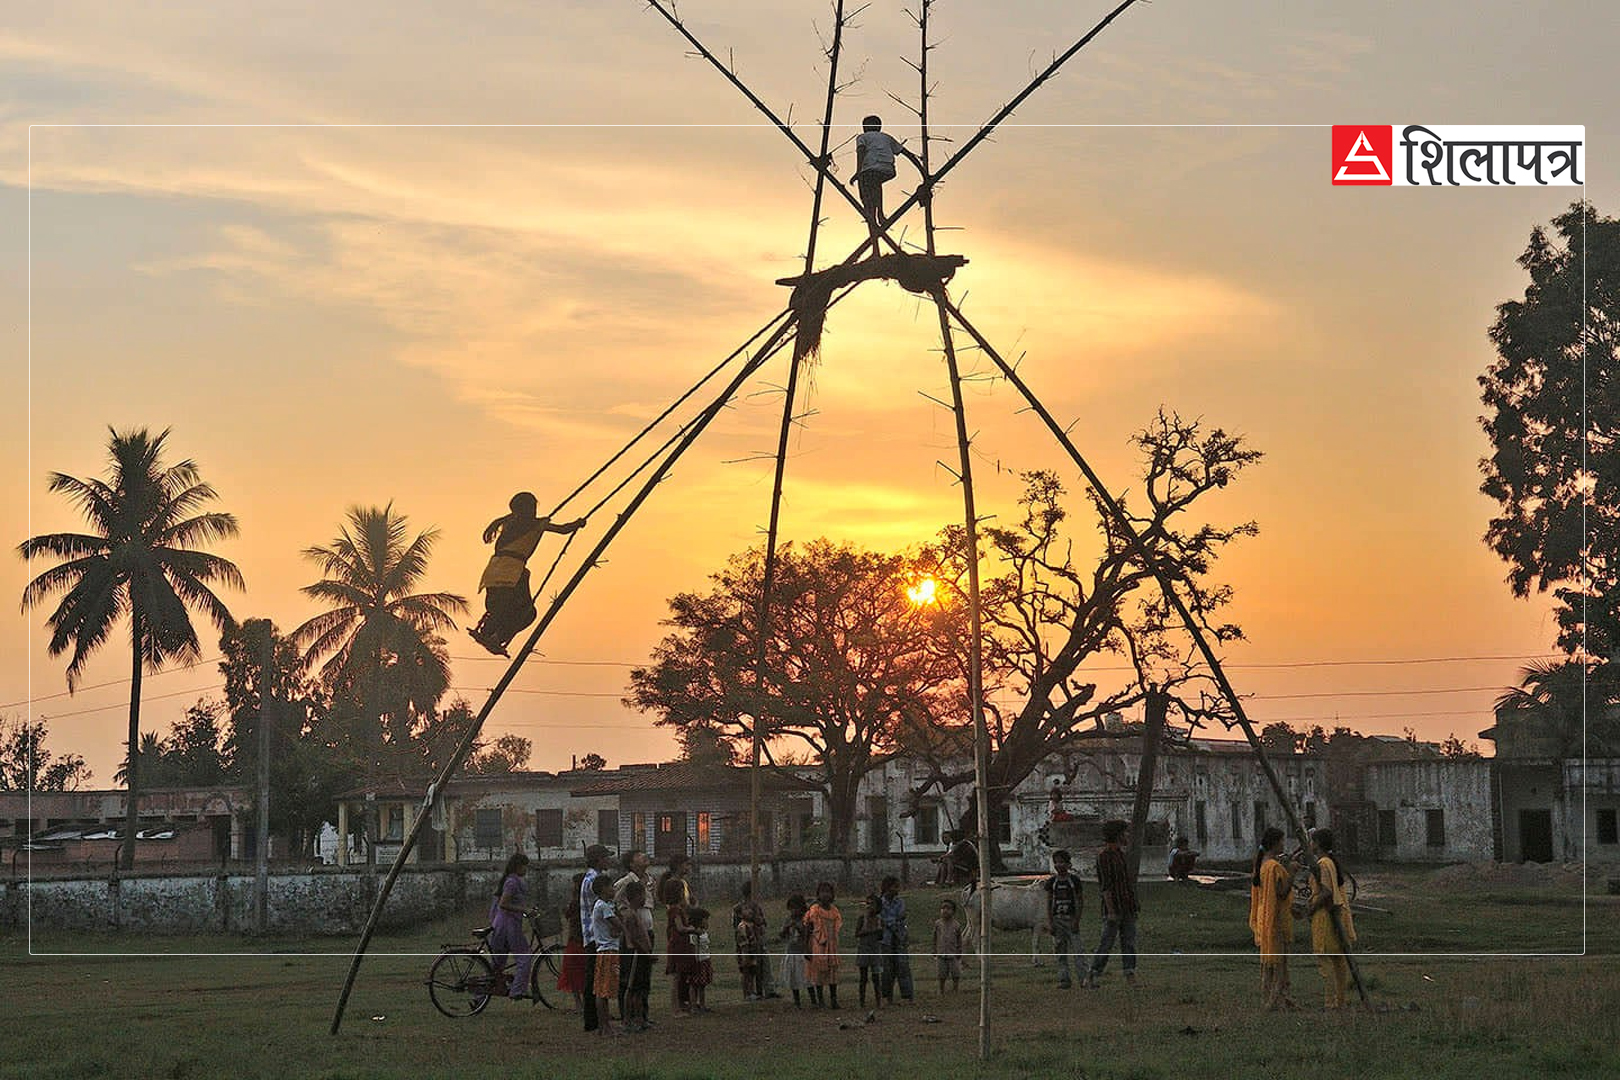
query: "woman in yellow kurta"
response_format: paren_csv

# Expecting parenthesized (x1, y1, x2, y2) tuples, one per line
(1248, 827, 1298, 1010)
(1307, 828, 1357, 1009)
(469, 492, 584, 655)
(803, 881, 844, 1008)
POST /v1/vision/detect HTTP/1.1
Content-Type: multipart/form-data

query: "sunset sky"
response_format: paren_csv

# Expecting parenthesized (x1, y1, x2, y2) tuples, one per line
(3, 1, 1612, 784)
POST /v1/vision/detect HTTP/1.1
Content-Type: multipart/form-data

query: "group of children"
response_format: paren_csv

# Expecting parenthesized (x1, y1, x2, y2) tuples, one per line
(552, 858, 969, 1031)
(755, 876, 969, 1009)
(536, 820, 1357, 1038)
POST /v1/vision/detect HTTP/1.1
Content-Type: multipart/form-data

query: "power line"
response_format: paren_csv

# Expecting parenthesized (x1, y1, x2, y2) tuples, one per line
(1, 656, 225, 710)
(1231, 653, 1560, 670)
(5, 679, 1534, 721)
(447, 655, 640, 667)
(450, 651, 1562, 671)
(9, 649, 1562, 713)
(1252, 685, 1502, 701)
(38, 685, 227, 720)
(451, 686, 625, 699)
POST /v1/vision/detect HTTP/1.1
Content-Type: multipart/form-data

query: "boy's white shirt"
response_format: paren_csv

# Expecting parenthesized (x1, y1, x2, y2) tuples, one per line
(590, 896, 620, 950)
(856, 130, 903, 177)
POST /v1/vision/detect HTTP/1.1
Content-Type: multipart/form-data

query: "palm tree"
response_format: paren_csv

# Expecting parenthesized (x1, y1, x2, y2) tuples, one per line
(1492, 659, 1620, 757)
(18, 427, 242, 868)
(291, 505, 467, 782)
(115, 731, 171, 788)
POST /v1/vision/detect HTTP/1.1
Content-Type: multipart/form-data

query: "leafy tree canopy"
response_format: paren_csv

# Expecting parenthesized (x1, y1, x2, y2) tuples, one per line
(0, 714, 92, 791)
(1480, 201, 1619, 657)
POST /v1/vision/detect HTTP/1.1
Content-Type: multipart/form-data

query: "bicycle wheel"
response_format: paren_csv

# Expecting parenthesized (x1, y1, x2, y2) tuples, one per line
(528, 942, 565, 1010)
(428, 947, 496, 1018)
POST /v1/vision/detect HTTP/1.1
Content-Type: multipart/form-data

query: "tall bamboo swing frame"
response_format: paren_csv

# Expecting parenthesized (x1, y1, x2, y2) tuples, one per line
(330, 0, 1367, 1049)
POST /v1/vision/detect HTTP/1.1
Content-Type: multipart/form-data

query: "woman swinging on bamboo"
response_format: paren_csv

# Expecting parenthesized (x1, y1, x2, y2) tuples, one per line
(469, 492, 585, 656)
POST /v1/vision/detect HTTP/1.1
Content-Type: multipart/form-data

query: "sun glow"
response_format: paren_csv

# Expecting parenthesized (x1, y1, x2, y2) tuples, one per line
(907, 577, 939, 606)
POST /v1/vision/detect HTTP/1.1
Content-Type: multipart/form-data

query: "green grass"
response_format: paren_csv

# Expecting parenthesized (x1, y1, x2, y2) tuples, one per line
(4, 870, 1616, 1079)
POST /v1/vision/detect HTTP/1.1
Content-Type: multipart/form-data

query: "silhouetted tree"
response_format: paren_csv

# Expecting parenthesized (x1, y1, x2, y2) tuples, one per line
(219, 619, 343, 857)
(627, 539, 968, 851)
(0, 714, 91, 791)
(1480, 202, 1619, 657)
(1260, 721, 1302, 755)
(910, 413, 1260, 865)
(292, 505, 467, 789)
(18, 427, 241, 866)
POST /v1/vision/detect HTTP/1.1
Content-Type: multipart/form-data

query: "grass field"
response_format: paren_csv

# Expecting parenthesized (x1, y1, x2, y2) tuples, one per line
(4, 867, 1616, 1080)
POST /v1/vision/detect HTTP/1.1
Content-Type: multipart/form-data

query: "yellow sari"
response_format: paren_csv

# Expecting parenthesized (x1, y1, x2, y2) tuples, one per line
(1248, 856, 1294, 961)
(478, 520, 548, 590)
(1309, 855, 1356, 954)
(1309, 854, 1356, 1008)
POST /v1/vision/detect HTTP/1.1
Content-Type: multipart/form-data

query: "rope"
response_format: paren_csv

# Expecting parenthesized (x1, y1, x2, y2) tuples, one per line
(546, 307, 795, 519)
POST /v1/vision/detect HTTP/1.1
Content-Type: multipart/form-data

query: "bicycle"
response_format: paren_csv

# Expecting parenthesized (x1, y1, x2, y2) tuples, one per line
(426, 910, 566, 1018)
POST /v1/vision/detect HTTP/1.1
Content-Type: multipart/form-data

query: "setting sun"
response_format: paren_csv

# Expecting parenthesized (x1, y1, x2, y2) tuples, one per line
(907, 577, 939, 606)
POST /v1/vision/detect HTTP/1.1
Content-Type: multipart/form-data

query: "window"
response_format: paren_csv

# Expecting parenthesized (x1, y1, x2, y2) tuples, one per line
(1253, 801, 1268, 839)
(867, 797, 890, 854)
(1194, 801, 1207, 844)
(656, 811, 688, 857)
(598, 809, 620, 850)
(1231, 802, 1243, 842)
(1378, 809, 1397, 848)
(1304, 801, 1317, 829)
(993, 804, 1013, 845)
(385, 806, 404, 841)
(536, 808, 564, 848)
(1425, 809, 1446, 848)
(1598, 809, 1618, 845)
(915, 803, 940, 846)
(631, 812, 647, 850)
(794, 801, 815, 850)
(696, 811, 712, 852)
(473, 808, 502, 852)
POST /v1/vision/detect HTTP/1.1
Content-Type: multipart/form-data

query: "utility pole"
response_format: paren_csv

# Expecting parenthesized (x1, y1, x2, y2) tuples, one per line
(251, 619, 273, 934)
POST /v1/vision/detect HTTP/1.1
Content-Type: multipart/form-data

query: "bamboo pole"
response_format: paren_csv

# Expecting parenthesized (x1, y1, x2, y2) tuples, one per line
(329, 309, 802, 1034)
(252, 621, 273, 934)
(642, 0, 1145, 265)
(912, 0, 992, 1059)
(749, 0, 849, 910)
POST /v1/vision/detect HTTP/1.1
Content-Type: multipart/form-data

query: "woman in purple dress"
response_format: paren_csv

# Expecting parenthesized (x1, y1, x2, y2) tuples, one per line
(489, 851, 533, 1000)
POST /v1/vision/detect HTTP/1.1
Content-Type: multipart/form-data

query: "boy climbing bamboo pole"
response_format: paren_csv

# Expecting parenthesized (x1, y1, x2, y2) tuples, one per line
(849, 115, 922, 254)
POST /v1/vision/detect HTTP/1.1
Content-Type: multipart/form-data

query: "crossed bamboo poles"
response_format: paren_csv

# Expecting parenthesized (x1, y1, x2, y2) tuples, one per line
(330, 0, 1364, 1042)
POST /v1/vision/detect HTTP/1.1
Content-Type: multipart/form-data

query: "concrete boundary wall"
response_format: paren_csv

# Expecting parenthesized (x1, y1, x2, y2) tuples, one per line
(1, 854, 932, 935)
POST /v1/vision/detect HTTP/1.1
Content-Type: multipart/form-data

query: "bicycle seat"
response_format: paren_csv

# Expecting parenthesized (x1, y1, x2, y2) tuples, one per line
(473, 926, 494, 940)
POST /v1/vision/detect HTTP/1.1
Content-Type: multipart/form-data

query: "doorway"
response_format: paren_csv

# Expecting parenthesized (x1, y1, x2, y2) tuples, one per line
(1518, 808, 1554, 863)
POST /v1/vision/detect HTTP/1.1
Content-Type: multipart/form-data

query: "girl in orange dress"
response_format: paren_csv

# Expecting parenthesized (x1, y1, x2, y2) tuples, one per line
(803, 881, 844, 1008)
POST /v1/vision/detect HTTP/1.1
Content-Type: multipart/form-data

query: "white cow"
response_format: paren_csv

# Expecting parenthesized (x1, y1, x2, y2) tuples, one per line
(960, 875, 1053, 965)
